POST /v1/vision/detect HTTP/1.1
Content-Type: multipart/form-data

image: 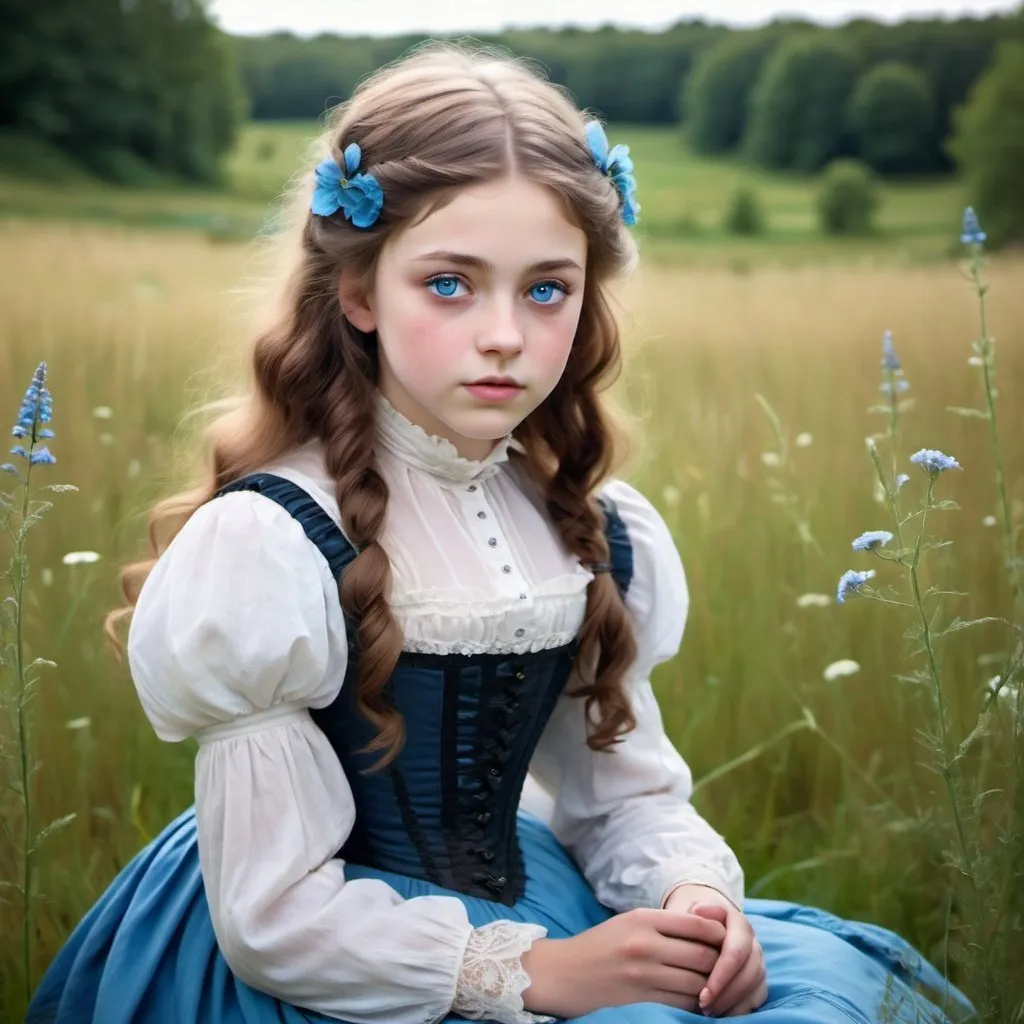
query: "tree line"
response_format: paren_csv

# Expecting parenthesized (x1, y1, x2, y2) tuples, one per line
(236, 14, 1023, 175)
(1, 0, 246, 184)
(1, 1, 1021, 241)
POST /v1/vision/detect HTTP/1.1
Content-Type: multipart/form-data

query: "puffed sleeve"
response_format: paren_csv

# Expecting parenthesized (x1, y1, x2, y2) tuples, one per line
(127, 491, 477, 1024)
(528, 479, 744, 913)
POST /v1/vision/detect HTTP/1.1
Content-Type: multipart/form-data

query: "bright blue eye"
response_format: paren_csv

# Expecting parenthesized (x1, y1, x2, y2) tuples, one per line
(529, 281, 566, 304)
(428, 275, 461, 299)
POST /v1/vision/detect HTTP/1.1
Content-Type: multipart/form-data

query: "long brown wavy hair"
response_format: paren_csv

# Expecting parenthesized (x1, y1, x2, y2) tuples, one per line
(106, 42, 643, 769)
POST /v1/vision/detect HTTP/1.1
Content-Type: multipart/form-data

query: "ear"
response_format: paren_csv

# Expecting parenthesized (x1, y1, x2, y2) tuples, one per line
(338, 273, 376, 334)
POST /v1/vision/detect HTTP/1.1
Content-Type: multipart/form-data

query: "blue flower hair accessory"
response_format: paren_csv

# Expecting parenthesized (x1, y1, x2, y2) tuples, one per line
(584, 121, 639, 226)
(311, 143, 384, 229)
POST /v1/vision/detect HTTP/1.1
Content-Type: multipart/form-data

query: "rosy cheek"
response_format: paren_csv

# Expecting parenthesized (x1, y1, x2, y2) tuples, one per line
(384, 301, 462, 380)
(535, 307, 580, 373)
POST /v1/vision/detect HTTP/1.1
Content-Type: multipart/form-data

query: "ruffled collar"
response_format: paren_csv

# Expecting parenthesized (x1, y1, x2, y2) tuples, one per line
(374, 391, 525, 485)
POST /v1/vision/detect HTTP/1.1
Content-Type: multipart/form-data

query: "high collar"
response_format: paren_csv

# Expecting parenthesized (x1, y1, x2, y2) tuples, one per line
(374, 391, 525, 485)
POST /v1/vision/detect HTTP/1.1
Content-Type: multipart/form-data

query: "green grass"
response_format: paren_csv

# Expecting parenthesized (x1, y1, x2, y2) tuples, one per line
(0, 122, 971, 266)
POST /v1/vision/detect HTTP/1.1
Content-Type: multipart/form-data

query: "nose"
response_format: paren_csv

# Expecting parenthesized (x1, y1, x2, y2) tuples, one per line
(477, 295, 524, 357)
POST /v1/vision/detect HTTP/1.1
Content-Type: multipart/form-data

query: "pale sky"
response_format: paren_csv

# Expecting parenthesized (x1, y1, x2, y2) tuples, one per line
(210, 0, 1020, 37)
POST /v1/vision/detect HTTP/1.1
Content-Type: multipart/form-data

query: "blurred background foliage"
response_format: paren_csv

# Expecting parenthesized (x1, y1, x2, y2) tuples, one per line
(1, 1, 1023, 243)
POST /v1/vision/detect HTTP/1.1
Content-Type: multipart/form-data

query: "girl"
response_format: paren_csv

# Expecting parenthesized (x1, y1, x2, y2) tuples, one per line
(29, 43, 970, 1024)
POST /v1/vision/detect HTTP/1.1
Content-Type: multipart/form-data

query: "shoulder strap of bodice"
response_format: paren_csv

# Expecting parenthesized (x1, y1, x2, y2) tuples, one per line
(214, 472, 359, 580)
(213, 472, 633, 599)
(595, 493, 634, 599)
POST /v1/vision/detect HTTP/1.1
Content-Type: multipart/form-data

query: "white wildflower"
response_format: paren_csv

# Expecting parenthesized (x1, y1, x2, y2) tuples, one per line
(823, 659, 861, 681)
(62, 551, 101, 566)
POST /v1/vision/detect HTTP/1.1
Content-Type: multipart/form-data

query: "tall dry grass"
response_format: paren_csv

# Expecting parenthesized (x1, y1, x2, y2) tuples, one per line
(1, 220, 1021, 1018)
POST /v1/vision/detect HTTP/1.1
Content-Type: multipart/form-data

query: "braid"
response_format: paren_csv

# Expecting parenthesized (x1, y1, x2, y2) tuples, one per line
(518, 285, 639, 752)
(320, 331, 406, 770)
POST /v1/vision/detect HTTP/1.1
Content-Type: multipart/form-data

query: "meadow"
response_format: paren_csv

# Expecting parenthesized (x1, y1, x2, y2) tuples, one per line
(1, 124, 1022, 1021)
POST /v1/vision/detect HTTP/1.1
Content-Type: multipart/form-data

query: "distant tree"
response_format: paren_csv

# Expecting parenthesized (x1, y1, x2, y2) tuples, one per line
(847, 62, 935, 175)
(948, 40, 1024, 249)
(723, 185, 765, 235)
(744, 33, 861, 172)
(817, 158, 880, 235)
(837, 16, 1022, 171)
(0, 0, 245, 183)
(683, 32, 778, 154)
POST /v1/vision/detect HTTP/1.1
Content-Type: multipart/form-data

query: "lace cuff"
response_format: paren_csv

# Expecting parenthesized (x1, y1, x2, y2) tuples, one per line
(452, 920, 556, 1024)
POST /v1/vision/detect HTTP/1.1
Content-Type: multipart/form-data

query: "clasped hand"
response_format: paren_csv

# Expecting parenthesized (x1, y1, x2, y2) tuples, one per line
(521, 884, 767, 1018)
(662, 884, 767, 1016)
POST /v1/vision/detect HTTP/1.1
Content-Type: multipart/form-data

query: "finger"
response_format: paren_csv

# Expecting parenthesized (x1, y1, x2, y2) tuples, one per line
(644, 962, 708, 998)
(698, 912, 753, 1011)
(653, 935, 719, 977)
(646, 989, 701, 1013)
(651, 909, 728, 948)
(724, 973, 769, 1017)
(690, 903, 730, 925)
(708, 943, 764, 1015)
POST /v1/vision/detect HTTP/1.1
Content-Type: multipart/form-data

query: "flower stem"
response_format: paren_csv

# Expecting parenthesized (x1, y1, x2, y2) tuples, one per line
(14, 453, 34, 1006)
(970, 258, 1020, 611)
(910, 479, 997, 1018)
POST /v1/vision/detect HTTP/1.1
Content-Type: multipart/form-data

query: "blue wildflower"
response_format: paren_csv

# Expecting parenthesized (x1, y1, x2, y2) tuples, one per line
(1, 463, 18, 476)
(311, 143, 384, 229)
(852, 530, 894, 552)
(13, 362, 52, 436)
(910, 449, 961, 474)
(585, 121, 640, 226)
(960, 207, 986, 246)
(896, 473, 910, 490)
(837, 568, 876, 604)
(880, 379, 910, 396)
(29, 447, 56, 466)
(881, 330, 900, 371)
(7, 362, 56, 468)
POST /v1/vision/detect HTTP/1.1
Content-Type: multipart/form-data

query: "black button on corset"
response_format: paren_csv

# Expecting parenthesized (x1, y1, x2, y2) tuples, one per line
(310, 643, 577, 906)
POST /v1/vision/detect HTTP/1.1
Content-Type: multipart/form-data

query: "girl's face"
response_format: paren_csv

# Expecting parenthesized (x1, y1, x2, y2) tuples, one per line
(341, 174, 588, 461)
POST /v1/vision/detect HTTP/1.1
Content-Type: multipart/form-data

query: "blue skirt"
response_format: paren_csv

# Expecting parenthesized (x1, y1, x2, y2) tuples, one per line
(28, 807, 971, 1024)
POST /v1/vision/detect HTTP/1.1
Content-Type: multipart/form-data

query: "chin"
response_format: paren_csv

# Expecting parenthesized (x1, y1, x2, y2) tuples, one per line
(446, 408, 523, 443)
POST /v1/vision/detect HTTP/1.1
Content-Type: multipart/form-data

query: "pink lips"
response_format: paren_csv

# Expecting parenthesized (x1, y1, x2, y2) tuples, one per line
(464, 378, 524, 402)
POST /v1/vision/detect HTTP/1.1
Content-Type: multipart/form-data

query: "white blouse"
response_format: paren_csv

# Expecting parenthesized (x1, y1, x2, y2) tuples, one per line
(127, 394, 744, 1024)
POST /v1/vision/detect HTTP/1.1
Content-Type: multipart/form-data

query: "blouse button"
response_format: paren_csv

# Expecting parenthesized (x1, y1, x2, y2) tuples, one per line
(477, 511, 487, 519)
(514, 628, 525, 638)
(488, 537, 498, 547)
(467, 484, 477, 492)
(501, 565, 512, 574)
(519, 593, 527, 600)
(489, 767, 501, 778)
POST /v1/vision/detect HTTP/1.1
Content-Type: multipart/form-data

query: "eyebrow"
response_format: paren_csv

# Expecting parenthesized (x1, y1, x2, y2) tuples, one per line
(411, 250, 583, 274)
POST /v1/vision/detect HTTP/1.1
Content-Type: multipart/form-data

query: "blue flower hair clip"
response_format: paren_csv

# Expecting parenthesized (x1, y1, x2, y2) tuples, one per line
(584, 121, 639, 226)
(311, 142, 384, 229)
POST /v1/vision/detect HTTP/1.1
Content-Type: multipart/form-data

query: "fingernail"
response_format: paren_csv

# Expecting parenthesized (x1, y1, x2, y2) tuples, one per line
(699, 988, 710, 1008)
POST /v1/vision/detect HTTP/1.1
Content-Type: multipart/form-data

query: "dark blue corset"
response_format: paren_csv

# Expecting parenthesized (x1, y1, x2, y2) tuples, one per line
(215, 472, 633, 906)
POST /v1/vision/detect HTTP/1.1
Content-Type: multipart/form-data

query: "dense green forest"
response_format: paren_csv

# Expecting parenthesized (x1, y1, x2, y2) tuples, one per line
(1, 0, 1022, 185)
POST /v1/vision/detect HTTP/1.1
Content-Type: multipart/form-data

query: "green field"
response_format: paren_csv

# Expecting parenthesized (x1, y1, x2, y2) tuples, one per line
(1, 125, 1021, 1020)
(0, 122, 971, 266)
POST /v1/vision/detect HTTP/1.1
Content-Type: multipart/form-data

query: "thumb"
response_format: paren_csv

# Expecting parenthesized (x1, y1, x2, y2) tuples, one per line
(690, 903, 729, 924)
